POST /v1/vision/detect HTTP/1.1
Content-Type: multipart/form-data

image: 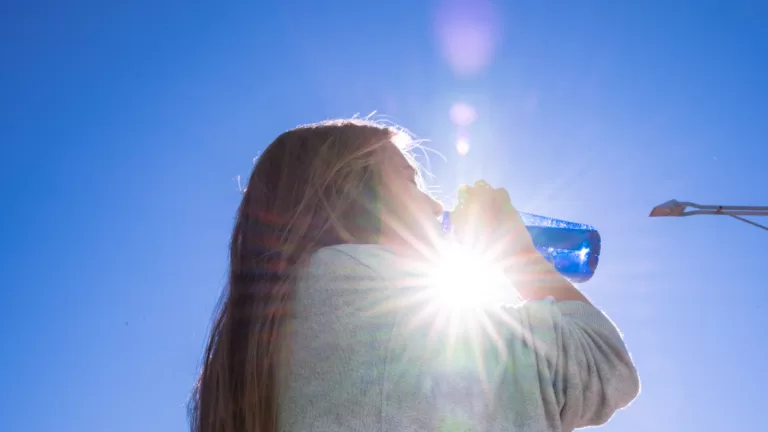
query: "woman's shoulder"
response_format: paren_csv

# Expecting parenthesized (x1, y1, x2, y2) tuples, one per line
(311, 243, 399, 263)
(294, 245, 407, 318)
(306, 244, 405, 280)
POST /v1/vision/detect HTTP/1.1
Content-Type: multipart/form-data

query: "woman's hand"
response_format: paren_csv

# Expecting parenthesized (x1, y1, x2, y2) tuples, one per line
(451, 180, 537, 259)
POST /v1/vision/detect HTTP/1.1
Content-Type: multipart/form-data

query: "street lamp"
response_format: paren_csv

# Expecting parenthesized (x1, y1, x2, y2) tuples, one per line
(649, 200, 768, 231)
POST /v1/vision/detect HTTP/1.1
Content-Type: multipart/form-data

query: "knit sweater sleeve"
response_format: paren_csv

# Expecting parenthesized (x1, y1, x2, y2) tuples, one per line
(502, 299, 640, 430)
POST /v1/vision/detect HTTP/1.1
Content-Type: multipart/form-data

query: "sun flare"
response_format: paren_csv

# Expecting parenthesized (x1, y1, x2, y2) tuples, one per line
(426, 243, 515, 310)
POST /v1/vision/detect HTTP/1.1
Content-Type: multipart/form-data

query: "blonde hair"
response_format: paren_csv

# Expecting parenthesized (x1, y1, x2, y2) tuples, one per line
(189, 119, 414, 432)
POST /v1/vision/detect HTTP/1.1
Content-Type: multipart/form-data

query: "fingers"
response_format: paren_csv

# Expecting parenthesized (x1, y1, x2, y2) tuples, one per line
(452, 180, 534, 255)
(493, 186, 509, 201)
(457, 184, 471, 206)
(455, 180, 503, 229)
(493, 187, 511, 207)
(474, 179, 492, 189)
(458, 181, 510, 209)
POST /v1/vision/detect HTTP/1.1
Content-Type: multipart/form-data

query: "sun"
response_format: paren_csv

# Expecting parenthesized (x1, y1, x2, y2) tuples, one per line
(426, 243, 515, 311)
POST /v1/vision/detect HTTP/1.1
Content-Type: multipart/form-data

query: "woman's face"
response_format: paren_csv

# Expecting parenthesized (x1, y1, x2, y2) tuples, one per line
(377, 144, 444, 252)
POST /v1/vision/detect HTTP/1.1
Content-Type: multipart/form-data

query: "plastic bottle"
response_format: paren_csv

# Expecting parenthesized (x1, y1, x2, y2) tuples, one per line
(441, 210, 601, 283)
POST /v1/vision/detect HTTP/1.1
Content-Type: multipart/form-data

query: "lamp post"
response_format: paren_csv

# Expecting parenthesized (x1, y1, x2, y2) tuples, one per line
(649, 200, 768, 232)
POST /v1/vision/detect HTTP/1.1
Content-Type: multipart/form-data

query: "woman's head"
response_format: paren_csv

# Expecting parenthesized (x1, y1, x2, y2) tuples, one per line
(247, 119, 441, 251)
(189, 119, 442, 432)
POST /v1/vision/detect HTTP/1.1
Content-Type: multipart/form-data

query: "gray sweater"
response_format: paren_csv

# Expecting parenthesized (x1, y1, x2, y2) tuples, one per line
(279, 244, 639, 432)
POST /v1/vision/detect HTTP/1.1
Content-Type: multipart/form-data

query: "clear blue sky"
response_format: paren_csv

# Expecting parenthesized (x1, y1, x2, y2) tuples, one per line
(2, 1, 767, 431)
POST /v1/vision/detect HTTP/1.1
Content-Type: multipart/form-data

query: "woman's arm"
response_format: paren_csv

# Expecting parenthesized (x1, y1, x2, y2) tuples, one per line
(451, 181, 639, 428)
(496, 219, 639, 428)
(494, 298, 640, 430)
(504, 249, 592, 304)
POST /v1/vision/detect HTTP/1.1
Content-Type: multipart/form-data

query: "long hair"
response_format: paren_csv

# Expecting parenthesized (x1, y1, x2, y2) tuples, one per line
(189, 120, 410, 432)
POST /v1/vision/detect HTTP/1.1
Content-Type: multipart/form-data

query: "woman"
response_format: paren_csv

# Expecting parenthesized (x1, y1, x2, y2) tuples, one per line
(190, 119, 639, 432)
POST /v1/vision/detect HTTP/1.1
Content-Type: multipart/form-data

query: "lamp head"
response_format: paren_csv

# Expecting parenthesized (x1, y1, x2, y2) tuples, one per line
(649, 199, 687, 217)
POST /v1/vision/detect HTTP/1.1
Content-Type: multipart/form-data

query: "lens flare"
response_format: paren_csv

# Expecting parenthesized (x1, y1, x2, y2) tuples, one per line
(450, 102, 478, 126)
(456, 137, 470, 155)
(434, 0, 501, 76)
(426, 243, 511, 310)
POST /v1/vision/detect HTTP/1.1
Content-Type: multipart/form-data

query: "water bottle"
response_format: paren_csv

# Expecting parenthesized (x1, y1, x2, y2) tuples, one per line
(441, 210, 601, 283)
